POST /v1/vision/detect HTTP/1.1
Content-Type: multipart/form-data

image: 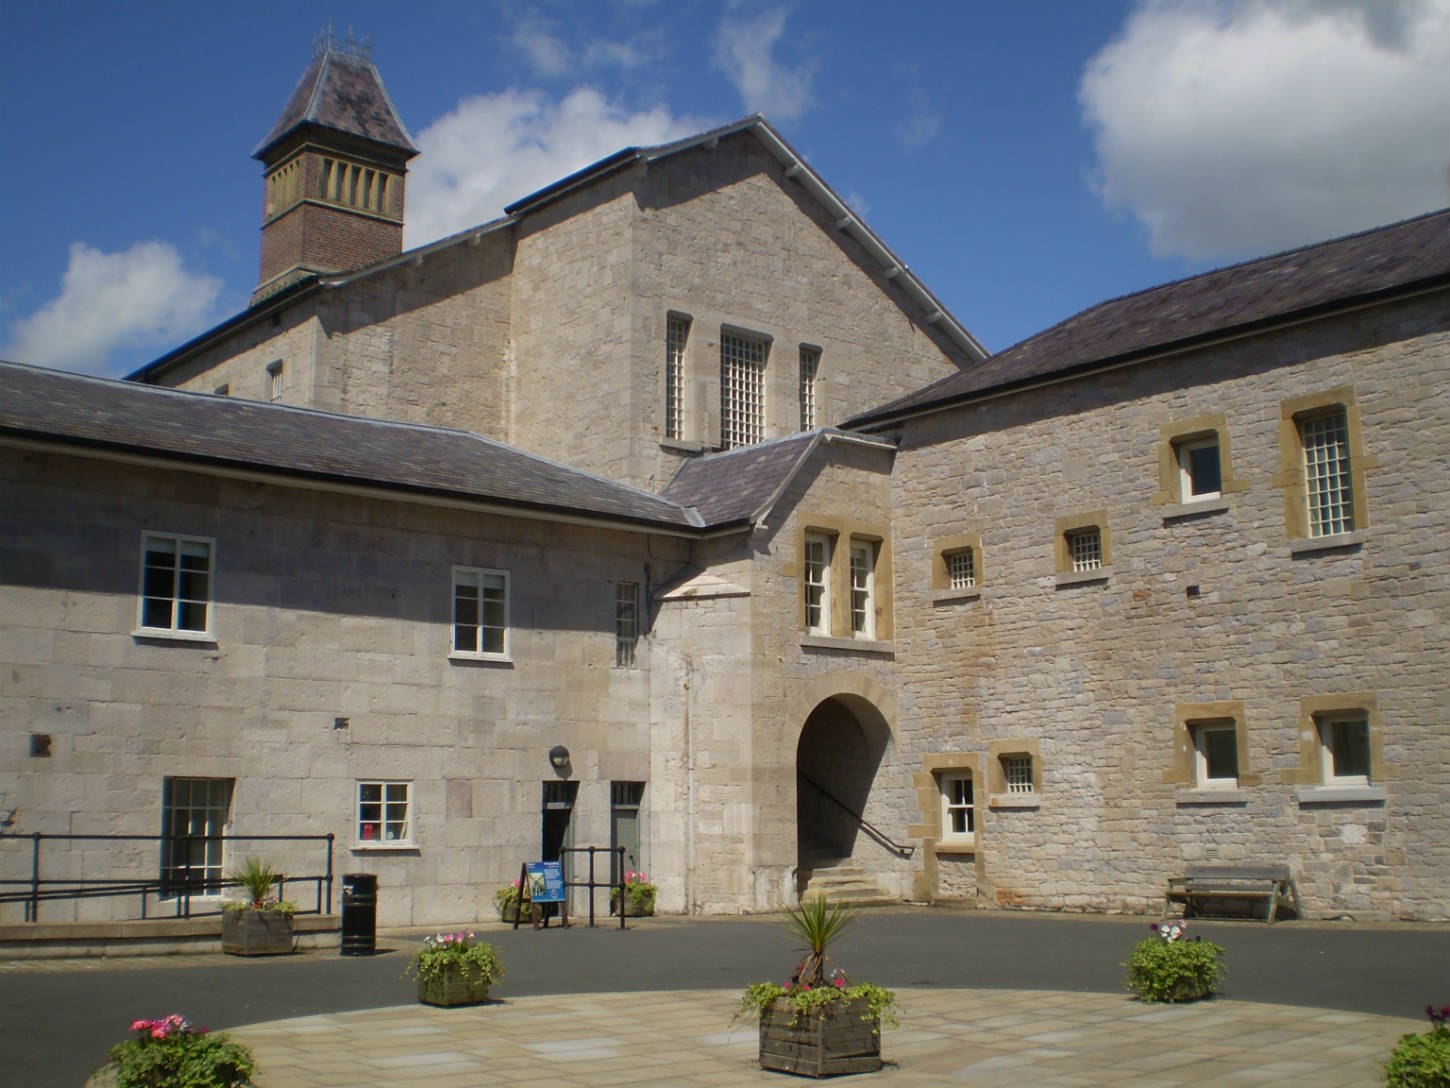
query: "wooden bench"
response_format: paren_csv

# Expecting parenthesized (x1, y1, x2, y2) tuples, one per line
(1163, 865, 1301, 923)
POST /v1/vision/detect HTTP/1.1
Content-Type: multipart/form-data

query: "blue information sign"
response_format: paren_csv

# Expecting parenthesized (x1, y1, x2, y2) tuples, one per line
(525, 861, 566, 903)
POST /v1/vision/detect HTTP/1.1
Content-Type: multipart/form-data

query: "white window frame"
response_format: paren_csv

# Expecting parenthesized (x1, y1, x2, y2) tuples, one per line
(160, 776, 232, 897)
(665, 316, 688, 440)
(1067, 527, 1102, 572)
(1176, 435, 1222, 502)
(940, 773, 974, 841)
(266, 360, 284, 402)
(720, 332, 766, 449)
(947, 549, 976, 591)
(803, 533, 831, 635)
(849, 540, 875, 638)
(615, 581, 639, 668)
(451, 566, 509, 660)
(1001, 754, 1033, 794)
(1317, 712, 1370, 786)
(137, 532, 215, 639)
(1190, 721, 1239, 789)
(357, 780, 412, 845)
(1300, 409, 1354, 537)
(798, 347, 819, 431)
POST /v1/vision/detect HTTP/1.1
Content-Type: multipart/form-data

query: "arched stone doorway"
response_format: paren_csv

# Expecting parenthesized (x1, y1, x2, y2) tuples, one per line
(795, 694, 891, 873)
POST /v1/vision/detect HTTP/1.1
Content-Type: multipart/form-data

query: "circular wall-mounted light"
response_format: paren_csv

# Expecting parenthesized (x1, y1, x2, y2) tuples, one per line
(548, 745, 570, 770)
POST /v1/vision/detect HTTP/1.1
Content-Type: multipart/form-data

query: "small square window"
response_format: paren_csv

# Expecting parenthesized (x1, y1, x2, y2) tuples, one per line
(1001, 754, 1033, 794)
(615, 582, 639, 668)
(947, 549, 976, 591)
(358, 780, 411, 843)
(1177, 436, 1222, 501)
(1067, 528, 1101, 572)
(1191, 721, 1238, 788)
(139, 533, 214, 636)
(803, 533, 831, 635)
(941, 773, 974, 839)
(1317, 713, 1370, 785)
(452, 567, 509, 658)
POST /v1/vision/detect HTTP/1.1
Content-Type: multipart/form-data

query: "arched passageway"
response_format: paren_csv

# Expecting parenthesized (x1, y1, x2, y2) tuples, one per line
(795, 694, 890, 872)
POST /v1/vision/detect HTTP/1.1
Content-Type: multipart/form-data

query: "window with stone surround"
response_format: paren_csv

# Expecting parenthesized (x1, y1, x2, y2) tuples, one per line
(931, 532, 983, 600)
(357, 780, 411, 844)
(720, 331, 767, 449)
(940, 773, 974, 842)
(1284, 694, 1387, 804)
(798, 346, 819, 431)
(849, 539, 876, 638)
(615, 582, 639, 668)
(452, 566, 509, 659)
(137, 532, 214, 638)
(1273, 388, 1371, 548)
(987, 739, 1042, 807)
(910, 753, 981, 852)
(1191, 720, 1239, 789)
(1154, 415, 1244, 515)
(1166, 702, 1258, 803)
(1317, 712, 1370, 785)
(665, 315, 689, 440)
(803, 532, 832, 635)
(160, 776, 232, 896)
(1053, 513, 1111, 584)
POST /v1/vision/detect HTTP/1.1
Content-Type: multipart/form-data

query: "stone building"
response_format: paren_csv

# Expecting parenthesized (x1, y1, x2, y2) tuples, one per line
(1, 39, 1445, 928)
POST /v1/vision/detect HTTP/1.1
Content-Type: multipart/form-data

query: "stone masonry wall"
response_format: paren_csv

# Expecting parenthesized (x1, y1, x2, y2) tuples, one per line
(886, 292, 1450, 921)
(0, 447, 688, 926)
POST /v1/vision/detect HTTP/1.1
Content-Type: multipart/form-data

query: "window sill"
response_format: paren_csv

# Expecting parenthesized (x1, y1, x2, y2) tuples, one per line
(351, 843, 419, 853)
(448, 652, 513, 667)
(800, 634, 895, 656)
(1174, 788, 1247, 806)
(1161, 498, 1231, 521)
(133, 629, 217, 646)
(934, 839, 978, 855)
(931, 588, 981, 605)
(1288, 531, 1364, 556)
(1297, 784, 1386, 805)
(1054, 566, 1111, 588)
(988, 793, 1040, 809)
(660, 437, 707, 455)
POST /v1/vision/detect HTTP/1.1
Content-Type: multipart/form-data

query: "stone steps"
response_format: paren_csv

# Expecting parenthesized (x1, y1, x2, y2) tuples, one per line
(799, 862, 897, 908)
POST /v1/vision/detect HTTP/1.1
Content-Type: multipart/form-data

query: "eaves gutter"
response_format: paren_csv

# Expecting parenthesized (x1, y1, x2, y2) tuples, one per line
(0, 432, 705, 539)
(848, 275, 1450, 433)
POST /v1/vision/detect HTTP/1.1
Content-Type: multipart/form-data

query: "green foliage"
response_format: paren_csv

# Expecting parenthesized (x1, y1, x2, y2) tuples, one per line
(493, 884, 539, 921)
(1384, 1024, 1450, 1087)
(783, 896, 855, 985)
(610, 879, 657, 915)
(103, 1016, 256, 1088)
(227, 857, 282, 909)
(735, 981, 899, 1033)
(1122, 935, 1225, 1003)
(405, 931, 505, 987)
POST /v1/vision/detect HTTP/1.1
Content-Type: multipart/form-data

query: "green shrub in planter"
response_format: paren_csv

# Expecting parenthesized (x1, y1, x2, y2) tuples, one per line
(1384, 1005, 1450, 1088)
(1122, 921, 1224, 1003)
(101, 1015, 257, 1088)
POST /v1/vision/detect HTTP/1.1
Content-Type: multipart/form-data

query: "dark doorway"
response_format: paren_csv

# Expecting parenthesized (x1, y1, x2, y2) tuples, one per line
(796, 696, 888, 872)
(541, 780, 577, 918)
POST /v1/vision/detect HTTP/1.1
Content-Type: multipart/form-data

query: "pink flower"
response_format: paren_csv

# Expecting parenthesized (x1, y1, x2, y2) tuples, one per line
(130, 1020, 151, 1033)
(834, 977, 846, 988)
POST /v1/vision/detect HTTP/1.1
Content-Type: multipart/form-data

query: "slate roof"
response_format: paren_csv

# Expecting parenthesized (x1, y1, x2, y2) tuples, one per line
(849, 208, 1450, 428)
(662, 430, 893, 528)
(253, 46, 418, 160)
(0, 362, 699, 532)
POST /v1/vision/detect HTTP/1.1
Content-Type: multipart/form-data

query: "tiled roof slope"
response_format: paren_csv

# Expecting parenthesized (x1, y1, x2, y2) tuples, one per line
(0, 362, 698, 531)
(850, 209, 1450, 427)
(663, 430, 892, 527)
(253, 47, 418, 159)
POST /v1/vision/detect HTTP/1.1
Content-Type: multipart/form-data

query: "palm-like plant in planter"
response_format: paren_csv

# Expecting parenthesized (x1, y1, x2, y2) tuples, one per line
(221, 857, 296, 956)
(736, 897, 897, 1078)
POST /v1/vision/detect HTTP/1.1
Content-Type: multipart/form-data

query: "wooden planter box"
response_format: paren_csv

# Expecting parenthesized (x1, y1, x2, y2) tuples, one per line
(417, 962, 493, 1007)
(758, 996, 882, 1077)
(221, 908, 294, 956)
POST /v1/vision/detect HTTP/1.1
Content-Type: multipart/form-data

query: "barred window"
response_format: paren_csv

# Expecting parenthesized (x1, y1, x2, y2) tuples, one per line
(1001, 754, 1033, 794)
(798, 347, 819, 431)
(947, 549, 975, 591)
(1300, 410, 1354, 536)
(720, 333, 766, 449)
(665, 317, 688, 440)
(615, 582, 639, 668)
(1068, 528, 1102, 572)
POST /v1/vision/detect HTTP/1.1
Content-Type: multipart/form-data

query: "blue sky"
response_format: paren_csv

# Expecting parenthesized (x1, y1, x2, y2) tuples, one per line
(3, 0, 1446, 378)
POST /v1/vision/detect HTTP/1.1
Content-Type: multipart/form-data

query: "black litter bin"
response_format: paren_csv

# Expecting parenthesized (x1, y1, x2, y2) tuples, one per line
(340, 873, 377, 956)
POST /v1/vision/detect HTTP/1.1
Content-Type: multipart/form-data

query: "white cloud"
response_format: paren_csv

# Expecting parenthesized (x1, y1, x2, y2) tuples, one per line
(405, 88, 710, 247)
(897, 88, 942, 149)
(711, 7, 815, 120)
(508, 10, 664, 77)
(4, 241, 221, 376)
(1080, 0, 1450, 259)
(509, 15, 572, 78)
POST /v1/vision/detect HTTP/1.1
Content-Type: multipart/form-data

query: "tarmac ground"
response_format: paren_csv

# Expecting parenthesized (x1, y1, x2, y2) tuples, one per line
(4, 908, 1445, 1087)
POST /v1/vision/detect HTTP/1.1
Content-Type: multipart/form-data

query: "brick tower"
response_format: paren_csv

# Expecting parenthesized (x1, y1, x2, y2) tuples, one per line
(251, 32, 419, 304)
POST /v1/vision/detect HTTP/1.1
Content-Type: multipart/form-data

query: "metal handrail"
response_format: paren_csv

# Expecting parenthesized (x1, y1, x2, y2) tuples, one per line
(797, 771, 915, 858)
(0, 832, 334, 922)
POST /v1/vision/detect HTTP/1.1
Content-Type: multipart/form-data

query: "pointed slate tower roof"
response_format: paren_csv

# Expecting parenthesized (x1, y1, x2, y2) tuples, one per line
(253, 31, 418, 162)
